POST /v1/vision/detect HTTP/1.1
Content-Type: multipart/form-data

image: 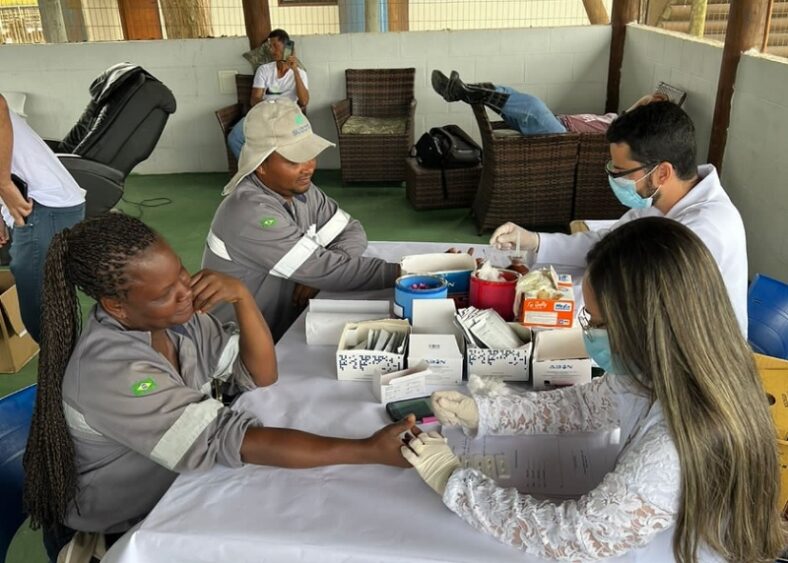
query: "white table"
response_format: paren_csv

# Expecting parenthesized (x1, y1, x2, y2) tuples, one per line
(104, 242, 674, 563)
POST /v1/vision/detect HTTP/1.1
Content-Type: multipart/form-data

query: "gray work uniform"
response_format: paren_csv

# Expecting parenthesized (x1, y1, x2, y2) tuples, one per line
(61, 306, 260, 533)
(202, 175, 399, 340)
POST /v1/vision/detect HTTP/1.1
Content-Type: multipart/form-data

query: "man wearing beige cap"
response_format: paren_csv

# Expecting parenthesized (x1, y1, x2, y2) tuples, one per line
(202, 99, 400, 340)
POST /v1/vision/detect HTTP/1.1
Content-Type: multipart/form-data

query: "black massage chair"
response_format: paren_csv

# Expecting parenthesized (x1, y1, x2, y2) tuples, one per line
(48, 62, 177, 217)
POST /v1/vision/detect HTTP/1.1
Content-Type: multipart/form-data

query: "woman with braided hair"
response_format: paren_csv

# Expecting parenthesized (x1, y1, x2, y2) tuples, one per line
(23, 213, 414, 561)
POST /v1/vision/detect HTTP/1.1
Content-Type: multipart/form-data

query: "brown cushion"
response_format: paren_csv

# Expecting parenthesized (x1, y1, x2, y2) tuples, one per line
(341, 116, 407, 135)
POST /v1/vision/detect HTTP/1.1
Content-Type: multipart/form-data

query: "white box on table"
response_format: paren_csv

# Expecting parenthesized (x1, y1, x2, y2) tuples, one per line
(336, 319, 410, 382)
(372, 361, 431, 404)
(305, 299, 390, 346)
(531, 328, 592, 390)
(407, 299, 464, 385)
(465, 323, 532, 382)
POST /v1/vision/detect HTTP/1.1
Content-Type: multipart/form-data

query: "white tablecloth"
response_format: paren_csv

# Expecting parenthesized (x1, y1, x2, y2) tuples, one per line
(103, 242, 672, 562)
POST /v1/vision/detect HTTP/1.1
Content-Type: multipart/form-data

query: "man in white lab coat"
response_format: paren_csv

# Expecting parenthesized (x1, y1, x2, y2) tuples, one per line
(490, 101, 749, 334)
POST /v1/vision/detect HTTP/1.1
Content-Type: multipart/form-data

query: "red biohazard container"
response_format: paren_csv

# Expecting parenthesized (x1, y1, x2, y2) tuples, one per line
(469, 269, 520, 321)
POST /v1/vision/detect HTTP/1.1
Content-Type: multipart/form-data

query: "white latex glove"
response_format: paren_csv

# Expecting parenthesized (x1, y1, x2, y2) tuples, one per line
(431, 391, 479, 430)
(401, 431, 461, 495)
(489, 222, 539, 252)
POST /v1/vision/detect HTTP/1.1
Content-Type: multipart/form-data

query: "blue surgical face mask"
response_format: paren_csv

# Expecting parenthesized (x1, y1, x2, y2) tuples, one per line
(582, 328, 616, 374)
(608, 168, 658, 209)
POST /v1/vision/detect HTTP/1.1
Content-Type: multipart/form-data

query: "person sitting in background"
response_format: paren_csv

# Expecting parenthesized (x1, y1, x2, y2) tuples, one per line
(23, 213, 414, 562)
(431, 69, 667, 135)
(0, 94, 86, 342)
(403, 217, 783, 562)
(204, 99, 401, 341)
(489, 101, 749, 334)
(227, 28, 309, 159)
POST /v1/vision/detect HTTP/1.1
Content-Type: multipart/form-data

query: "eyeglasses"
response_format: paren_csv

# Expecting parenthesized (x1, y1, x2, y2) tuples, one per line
(605, 160, 656, 179)
(578, 306, 606, 339)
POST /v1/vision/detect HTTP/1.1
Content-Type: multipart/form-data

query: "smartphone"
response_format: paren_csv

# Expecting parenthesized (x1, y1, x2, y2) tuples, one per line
(386, 396, 435, 424)
(11, 173, 28, 201)
(282, 39, 294, 61)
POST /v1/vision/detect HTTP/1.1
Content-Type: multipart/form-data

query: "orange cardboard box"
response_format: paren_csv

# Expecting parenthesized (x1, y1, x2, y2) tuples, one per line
(518, 271, 575, 329)
(0, 271, 39, 373)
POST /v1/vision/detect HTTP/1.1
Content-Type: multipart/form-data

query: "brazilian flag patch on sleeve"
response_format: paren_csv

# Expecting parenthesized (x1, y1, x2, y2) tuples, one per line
(131, 377, 157, 396)
(260, 217, 277, 229)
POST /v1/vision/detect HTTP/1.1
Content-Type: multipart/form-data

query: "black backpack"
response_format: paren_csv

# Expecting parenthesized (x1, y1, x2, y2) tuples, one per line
(413, 125, 482, 169)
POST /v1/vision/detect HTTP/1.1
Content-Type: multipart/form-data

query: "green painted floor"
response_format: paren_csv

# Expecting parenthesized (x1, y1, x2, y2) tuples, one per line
(4, 169, 486, 563)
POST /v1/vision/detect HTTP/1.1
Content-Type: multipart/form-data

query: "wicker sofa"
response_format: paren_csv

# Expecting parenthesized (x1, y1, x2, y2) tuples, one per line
(331, 68, 416, 184)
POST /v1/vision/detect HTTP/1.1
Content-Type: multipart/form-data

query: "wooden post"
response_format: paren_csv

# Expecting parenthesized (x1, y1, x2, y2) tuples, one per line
(605, 0, 639, 113)
(62, 0, 86, 42)
(762, 0, 775, 52)
(582, 0, 609, 25)
(118, 0, 162, 40)
(388, 0, 408, 31)
(37, 0, 68, 43)
(161, 0, 213, 38)
(645, 0, 672, 26)
(365, 0, 380, 32)
(242, 0, 272, 50)
(688, 0, 708, 37)
(707, 0, 769, 170)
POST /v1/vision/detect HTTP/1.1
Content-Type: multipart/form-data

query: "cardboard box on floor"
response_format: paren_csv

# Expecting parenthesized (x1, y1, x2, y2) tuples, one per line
(531, 328, 591, 390)
(0, 271, 38, 373)
(756, 353, 788, 518)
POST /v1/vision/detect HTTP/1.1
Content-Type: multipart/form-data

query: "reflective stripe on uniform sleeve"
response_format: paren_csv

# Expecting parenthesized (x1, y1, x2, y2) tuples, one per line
(199, 333, 241, 395)
(150, 399, 224, 470)
(269, 235, 320, 279)
(63, 402, 103, 437)
(206, 231, 232, 261)
(315, 209, 350, 247)
(269, 209, 351, 280)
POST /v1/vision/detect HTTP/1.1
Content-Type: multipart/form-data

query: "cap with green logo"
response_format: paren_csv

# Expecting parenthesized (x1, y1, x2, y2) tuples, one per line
(222, 99, 335, 196)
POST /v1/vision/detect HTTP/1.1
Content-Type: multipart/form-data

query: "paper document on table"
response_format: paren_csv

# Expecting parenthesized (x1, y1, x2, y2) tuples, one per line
(444, 427, 621, 498)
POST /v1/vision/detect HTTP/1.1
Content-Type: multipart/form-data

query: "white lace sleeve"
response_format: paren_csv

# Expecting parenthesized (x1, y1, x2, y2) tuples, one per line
(442, 421, 680, 561)
(475, 376, 621, 436)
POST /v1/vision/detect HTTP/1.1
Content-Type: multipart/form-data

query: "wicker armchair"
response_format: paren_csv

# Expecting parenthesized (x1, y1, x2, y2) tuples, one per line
(215, 74, 253, 176)
(470, 103, 579, 234)
(331, 68, 416, 184)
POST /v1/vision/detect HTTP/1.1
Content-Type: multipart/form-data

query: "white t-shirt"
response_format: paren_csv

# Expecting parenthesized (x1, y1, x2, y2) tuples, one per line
(4, 109, 85, 226)
(252, 61, 308, 103)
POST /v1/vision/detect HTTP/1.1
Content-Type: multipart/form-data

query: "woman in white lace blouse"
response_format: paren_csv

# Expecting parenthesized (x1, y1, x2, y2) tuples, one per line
(402, 217, 782, 562)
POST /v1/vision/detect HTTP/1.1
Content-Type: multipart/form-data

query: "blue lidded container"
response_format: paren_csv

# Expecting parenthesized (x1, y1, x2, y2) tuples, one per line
(393, 275, 448, 322)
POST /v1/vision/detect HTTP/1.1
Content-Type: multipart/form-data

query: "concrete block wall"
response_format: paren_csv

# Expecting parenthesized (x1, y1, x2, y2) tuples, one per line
(723, 53, 788, 282)
(620, 24, 723, 161)
(0, 25, 610, 174)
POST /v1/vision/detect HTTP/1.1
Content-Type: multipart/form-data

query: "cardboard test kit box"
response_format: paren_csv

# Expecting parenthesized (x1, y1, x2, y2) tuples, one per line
(408, 299, 464, 385)
(336, 319, 410, 382)
(531, 328, 591, 390)
(465, 323, 532, 382)
(0, 271, 38, 373)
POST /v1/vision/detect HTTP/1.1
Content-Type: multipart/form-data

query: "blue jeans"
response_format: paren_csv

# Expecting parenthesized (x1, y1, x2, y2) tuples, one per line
(9, 201, 85, 343)
(228, 117, 246, 159)
(496, 86, 568, 135)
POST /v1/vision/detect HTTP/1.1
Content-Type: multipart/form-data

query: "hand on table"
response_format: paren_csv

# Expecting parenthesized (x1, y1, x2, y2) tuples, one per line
(292, 283, 319, 308)
(489, 222, 539, 253)
(431, 391, 479, 430)
(365, 414, 417, 468)
(400, 431, 461, 495)
(190, 269, 250, 314)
